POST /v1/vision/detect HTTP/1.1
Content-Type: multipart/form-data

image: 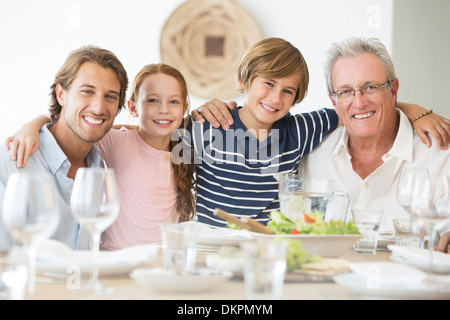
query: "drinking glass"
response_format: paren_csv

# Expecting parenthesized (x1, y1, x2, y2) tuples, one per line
(427, 173, 450, 276)
(393, 219, 425, 248)
(159, 223, 199, 274)
(397, 167, 447, 276)
(2, 172, 60, 299)
(70, 168, 120, 294)
(351, 209, 383, 254)
(240, 239, 288, 300)
(396, 167, 433, 217)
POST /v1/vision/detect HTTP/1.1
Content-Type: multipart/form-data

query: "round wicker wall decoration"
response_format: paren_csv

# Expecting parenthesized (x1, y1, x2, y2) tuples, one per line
(160, 0, 263, 100)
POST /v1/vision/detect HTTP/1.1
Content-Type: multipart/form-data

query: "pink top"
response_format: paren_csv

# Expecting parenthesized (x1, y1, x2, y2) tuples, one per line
(97, 128, 179, 250)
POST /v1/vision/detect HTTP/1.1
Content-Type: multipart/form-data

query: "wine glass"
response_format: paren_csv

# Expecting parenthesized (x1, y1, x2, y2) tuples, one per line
(396, 167, 434, 217)
(397, 167, 444, 276)
(2, 172, 60, 299)
(70, 168, 120, 294)
(429, 172, 450, 274)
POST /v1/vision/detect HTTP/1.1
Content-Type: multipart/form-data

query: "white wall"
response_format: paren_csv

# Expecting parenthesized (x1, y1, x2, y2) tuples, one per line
(393, 0, 450, 119)
(0, 0, 394, 140)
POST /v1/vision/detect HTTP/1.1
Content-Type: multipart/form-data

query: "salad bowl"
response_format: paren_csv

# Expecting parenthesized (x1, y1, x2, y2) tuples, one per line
(253, 211, 362, 257)
(253, 233, 361, 258)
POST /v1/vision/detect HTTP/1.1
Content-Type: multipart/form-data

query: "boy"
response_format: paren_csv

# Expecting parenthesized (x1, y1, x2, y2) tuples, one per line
(188, 38, 338, 226)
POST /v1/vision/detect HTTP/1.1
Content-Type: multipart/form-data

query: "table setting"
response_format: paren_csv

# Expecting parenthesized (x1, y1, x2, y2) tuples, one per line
(35, 239, 158, 278)
(1, 171, 449, 300)
(333, 261, 450, 300)
(2, 218, 450, 300)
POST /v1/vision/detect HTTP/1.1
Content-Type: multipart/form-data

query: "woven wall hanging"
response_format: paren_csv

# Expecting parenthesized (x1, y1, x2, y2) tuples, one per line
(160, 0, 263, 100)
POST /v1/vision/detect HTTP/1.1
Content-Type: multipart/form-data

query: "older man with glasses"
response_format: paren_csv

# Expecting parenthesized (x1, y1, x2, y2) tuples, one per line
(298, 37, 450, 252)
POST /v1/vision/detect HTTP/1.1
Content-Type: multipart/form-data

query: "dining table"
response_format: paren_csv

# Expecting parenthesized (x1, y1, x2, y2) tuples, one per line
(33, 246, 389, 301)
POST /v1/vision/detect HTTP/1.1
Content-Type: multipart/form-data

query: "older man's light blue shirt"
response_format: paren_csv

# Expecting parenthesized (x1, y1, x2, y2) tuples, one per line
(0, 124, 102, 251)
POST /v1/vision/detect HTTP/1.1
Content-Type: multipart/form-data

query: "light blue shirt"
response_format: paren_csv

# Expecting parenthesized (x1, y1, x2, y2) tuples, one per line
(0, 124, 102, 251)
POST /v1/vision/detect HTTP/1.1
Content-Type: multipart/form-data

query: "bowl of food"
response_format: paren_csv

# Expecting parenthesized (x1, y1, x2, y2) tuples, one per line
(253, 211, 362, 258)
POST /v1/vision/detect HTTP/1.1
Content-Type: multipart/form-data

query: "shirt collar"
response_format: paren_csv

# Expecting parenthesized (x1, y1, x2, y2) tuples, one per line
(231, 107, 282, 142)
(230, 107, 247, 140)
(39, 124, 103, 174)
(385, 110, 413, 162)
(331, 109, 413, 162)
(332, 127, 349, 156)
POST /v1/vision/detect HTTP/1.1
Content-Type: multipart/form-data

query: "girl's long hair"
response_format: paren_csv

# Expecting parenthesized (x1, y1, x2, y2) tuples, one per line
(129, 63, 196, 222)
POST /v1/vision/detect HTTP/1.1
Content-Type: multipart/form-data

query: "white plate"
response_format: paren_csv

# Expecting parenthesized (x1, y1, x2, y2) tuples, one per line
(197, 232, 252, 250)
(130, 267, 233, 294)
(37, 262, 144, 278)
(253, 233, 362, 257)
(183, 222, 253, 250)
(36, 240, 158, 278)
(334, 272, 450, 300)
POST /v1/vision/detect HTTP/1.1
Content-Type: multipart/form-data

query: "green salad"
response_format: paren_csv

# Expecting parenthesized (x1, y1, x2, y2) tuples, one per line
(267, 211, 359, 271)
(267, 210, 360, 235)
(226, 211, 359, 272)
(283, 239, 321, 271)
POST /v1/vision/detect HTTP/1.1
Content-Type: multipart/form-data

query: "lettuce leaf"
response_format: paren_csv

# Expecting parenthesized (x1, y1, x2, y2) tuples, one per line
(267, 211, 296, 234)
(268, 210, 360, 235)
(283, 239, 321, 271)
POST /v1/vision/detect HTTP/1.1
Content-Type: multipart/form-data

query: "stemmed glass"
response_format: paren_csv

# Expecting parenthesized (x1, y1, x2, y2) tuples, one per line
(396, 167, 447, 276)
(70, 168, 120, 294)
(2, 172, 60, 299)
(430, 172, 450, 271)
(396, 167, 434, 218)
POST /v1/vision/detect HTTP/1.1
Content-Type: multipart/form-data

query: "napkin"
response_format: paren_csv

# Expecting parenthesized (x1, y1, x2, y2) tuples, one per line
(388, 245, 450, 270)
(36, 239, 158, 266)
(348, 261, 450, 290)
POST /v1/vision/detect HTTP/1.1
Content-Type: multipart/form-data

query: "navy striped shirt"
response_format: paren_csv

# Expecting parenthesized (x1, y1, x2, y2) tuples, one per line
(185, 107, 338, 227)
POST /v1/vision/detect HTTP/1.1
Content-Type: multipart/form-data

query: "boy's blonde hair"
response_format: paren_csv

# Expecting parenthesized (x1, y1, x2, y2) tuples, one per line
(236, 37, 309, 105)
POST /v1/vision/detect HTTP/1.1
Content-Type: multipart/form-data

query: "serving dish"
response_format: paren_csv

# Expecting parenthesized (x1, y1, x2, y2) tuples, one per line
(253, 233, 362, 257)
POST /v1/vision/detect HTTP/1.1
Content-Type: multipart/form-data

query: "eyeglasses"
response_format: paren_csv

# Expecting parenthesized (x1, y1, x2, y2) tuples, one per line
(331, 79, 395, 104)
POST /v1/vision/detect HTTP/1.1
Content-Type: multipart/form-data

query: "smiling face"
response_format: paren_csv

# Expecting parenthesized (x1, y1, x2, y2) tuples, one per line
(330, 53, 399, 142)
(238, 74, 300, 133)
(56, 62, 121, 145)
(129, 72, 186, 150)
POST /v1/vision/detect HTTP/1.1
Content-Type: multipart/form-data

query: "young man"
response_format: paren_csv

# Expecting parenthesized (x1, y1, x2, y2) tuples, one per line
(0, 46, 128, 250)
